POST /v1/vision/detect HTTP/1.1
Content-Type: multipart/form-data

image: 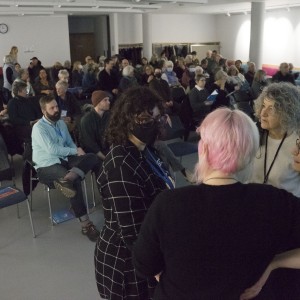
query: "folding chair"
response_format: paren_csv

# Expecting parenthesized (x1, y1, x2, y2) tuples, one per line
(0, 133, 36, 238)
(26, 160, 91, 226)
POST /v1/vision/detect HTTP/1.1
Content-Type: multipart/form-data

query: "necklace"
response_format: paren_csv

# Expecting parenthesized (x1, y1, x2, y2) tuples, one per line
(263, 132, 287, 184)
(203, 177, 237, 183)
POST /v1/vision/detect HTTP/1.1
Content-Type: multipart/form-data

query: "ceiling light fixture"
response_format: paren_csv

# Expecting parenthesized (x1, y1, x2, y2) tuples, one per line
(226, 11, 230, 17)
(286, 6, 290, 12)
(244, 11, 247, 15)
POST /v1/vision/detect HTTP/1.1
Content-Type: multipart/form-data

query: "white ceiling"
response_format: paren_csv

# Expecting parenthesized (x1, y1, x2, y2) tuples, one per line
(0, 0, 299, 16)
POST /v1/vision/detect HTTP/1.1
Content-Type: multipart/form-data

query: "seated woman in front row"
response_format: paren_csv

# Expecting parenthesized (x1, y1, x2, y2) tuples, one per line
(133, 107, 300, 300)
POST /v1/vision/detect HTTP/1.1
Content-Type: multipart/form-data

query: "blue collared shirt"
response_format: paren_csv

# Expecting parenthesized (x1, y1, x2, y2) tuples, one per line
(32, 116, 77, 169)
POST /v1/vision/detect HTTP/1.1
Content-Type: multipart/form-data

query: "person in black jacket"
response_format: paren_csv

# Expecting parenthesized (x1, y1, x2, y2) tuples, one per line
(272, 62, 296, 85)
(97, 58, 119, 102)
(133, 107, 300, 300)
(79, 90, 110, 164)
(8, 81, 42, 143)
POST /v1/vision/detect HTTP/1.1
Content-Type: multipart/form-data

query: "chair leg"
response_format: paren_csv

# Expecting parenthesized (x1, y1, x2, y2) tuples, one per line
(46, 186, 54, 226)
(90, 172, 96, 207)
(30, 169, 33, 211)
(26, 199, 36, 238)
(82, 179, 90, 214)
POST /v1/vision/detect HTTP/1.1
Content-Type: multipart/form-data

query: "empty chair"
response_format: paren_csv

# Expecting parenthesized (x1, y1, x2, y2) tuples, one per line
(0, 133, 36, 238)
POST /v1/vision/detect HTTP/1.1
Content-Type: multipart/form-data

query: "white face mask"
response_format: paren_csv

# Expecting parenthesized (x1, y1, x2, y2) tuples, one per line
(78, 65, 83, 70)
(189, 67, 196, 73)
(167, 67, 173, 72)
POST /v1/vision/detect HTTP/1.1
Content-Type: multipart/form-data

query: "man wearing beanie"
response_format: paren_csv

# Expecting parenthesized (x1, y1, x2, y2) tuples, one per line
(79, 90, 110, 166)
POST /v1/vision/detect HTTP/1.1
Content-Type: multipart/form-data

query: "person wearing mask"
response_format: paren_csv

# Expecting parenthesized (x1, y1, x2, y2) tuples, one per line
(28, 57, 44, 84)
(94, 87, 172, 300)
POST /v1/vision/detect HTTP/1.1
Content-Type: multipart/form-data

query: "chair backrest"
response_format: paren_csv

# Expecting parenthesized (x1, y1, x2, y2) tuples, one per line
(0, 132, 13, 181)
(171, 86, 186, 104)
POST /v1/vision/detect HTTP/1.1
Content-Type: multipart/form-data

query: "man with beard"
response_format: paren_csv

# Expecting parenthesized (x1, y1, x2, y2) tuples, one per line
(31, 95, 100, 241)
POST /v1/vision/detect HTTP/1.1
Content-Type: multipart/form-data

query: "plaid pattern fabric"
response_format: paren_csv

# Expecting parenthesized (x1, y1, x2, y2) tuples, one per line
(95, 143, 166, 299)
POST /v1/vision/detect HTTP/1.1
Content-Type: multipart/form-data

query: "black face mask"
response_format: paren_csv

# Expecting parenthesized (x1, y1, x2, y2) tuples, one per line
(154, 73, 162, 79)
(45, 111, 61, 122)
(132, 122, 159, 145)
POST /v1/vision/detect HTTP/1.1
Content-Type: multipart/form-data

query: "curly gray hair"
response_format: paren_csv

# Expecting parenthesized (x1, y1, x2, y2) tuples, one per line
(255, 82, 300, 134)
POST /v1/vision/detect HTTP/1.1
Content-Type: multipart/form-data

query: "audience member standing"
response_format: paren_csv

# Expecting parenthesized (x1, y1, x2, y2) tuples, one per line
(98, 58, 119, 101)
(28, 57, 44, 84)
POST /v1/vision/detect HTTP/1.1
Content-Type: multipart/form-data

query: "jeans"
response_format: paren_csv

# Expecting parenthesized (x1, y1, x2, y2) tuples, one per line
(37, 153, 98, 218)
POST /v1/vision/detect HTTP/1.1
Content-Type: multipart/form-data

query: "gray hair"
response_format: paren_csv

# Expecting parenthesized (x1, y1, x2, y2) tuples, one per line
(215, 70, 228, 81)
(58, 69, 69, 79)
(12, 81, 27, 96)
(255, 82, 300, 134)
(55, 80, 68, 90)
(122, 65, 135, 77)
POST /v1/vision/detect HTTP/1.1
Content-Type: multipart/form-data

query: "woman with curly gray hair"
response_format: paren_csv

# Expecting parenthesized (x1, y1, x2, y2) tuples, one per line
(251, 82, 300, 197)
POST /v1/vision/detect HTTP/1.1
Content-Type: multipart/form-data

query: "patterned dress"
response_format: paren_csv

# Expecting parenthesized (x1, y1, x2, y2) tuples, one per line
(95, 141, 166, 299)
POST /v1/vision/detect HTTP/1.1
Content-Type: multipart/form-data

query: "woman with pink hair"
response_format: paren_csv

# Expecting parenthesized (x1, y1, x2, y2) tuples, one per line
(133, 107, 300, 300)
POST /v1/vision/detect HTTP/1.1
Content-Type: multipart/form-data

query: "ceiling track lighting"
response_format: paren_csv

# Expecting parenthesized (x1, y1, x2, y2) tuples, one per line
(226, 11, 230, 17)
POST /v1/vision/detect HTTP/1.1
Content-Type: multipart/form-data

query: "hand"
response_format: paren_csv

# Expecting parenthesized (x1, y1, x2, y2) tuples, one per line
(148, 75, 154, 82)
(77, 147, 85, 156)
(154, 271, 162, 282)
(240, 264, 274, 300)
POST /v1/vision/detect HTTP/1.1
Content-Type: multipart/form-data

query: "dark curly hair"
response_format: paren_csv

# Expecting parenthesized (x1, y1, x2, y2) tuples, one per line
(106, 86, 164, 145)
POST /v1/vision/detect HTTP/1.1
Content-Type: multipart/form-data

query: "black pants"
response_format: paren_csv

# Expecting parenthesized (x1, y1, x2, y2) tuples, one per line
(37, 153, 98, 218)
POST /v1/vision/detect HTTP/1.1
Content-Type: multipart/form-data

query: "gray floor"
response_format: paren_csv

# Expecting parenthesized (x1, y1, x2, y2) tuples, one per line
(0, 138, 198, 300)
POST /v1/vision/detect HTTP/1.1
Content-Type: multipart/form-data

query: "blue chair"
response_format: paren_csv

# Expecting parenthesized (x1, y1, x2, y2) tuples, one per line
(0, 133, 36, 238)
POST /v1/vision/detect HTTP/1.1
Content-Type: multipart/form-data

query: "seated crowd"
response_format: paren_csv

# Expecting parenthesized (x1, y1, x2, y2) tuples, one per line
(1, 45, 300, 299)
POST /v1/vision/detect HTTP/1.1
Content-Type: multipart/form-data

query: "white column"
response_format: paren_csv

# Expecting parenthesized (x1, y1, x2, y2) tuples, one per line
(109, 13, 119, 56)
(249, 1, 265, 68)
(142, 13, 153, 61)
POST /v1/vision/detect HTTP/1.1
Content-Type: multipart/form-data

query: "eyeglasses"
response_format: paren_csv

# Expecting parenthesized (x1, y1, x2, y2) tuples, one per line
(136, 114, 168, 128)
(199, 79, 206, 82)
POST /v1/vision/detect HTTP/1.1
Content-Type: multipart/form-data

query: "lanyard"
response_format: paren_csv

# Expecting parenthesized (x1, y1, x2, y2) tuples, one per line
(42, 118, 63, 139)
(144, 147, 175, 189)
(263, 132, 287, 184)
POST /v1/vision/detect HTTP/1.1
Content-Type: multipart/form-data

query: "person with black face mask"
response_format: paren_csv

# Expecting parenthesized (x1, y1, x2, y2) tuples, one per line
(95, 86, 173, 300)
(31, 95, 100, 242)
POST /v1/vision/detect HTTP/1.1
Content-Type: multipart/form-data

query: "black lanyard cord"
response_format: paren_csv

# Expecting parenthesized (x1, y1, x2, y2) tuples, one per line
(263, 132, 287, 184)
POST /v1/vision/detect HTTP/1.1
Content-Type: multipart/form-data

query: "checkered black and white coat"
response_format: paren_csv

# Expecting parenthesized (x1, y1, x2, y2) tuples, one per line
(95, 142, 166, 300)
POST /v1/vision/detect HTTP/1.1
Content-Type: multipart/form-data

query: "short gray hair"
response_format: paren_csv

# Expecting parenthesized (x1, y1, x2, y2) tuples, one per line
(255, 82, 300, 134)
(122, 65, 134, 77)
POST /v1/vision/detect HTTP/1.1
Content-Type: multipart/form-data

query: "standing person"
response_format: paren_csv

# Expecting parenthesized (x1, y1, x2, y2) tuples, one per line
(31, 95, 99, 241)
(133, 107, 300, 300)
(95, 87, 170, 300)
(9, 46, 18, 64)
(251, 82, 300, 196)
(28, 57, 44, 84)
(97, 58, 119, 101)
(3, 54, 18, 106)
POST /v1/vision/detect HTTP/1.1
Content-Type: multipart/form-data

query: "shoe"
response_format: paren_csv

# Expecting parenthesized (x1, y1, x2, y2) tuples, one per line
(82, 223, 100, 242)
(184, 169, 196, 184)
(54, 178, 77, 198)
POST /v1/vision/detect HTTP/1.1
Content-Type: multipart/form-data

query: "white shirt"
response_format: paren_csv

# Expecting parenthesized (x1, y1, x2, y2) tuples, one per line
(251, 131, 300, 197)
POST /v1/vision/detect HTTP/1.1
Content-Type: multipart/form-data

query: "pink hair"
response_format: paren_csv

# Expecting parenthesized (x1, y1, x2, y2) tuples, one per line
(195, 108, 259, 183)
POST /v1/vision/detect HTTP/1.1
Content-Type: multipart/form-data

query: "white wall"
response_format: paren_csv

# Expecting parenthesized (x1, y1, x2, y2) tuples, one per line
(117, 13, 217, 44)
(216, 7, 300, 67)
(0, 16, 70, 68)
